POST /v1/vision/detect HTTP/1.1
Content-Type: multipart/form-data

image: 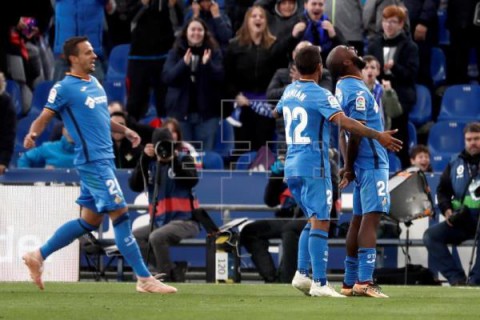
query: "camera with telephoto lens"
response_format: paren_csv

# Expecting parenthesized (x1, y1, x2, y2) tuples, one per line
(155, 140, 173, 160)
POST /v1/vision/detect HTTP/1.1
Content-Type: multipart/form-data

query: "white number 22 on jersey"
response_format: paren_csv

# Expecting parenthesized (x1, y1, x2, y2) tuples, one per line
(283, 107, 311, 145)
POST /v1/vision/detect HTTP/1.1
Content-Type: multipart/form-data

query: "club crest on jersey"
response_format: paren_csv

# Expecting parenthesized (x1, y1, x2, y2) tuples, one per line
(85, 96, 96, 109)
(47, 88, 57, 103)
(328, 95, 340, 109)
(355, 96, 366, 111)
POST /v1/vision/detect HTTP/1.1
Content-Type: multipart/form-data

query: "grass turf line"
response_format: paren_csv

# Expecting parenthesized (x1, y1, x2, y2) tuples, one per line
(1, 283, 480, 320)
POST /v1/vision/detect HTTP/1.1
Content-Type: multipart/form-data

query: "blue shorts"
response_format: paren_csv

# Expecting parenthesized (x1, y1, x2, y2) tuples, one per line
(286, 176, 332, 220)
(76, 159, 127, 214)
(352, 168, 390, 216)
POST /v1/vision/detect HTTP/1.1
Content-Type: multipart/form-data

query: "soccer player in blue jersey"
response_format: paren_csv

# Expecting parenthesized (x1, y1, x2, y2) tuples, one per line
(21, 36, 176, 294)
(273, 46, 402, 297)
(326, 45, 392, 298)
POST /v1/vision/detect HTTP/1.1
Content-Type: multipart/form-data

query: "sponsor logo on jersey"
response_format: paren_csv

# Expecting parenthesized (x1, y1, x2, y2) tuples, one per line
(335, 88, 343, 104)
(85, 96, 95, 109)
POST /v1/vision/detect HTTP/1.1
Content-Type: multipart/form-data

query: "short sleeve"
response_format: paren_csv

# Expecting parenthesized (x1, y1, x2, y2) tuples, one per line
(45, 83, 67, 113)
(347, 90, 368, 122)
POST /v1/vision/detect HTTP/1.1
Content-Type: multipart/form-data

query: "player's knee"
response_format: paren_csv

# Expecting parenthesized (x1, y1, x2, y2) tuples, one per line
(112, 212, 130, 226)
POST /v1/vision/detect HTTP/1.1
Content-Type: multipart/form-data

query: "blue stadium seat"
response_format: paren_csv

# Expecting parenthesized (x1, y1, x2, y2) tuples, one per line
(388, 152, 402, 173)
(437, 9, 450, 46)
(438, 85, 480, 121)
(31, 80, 54, 113)
(408, 121, 417, 151)
(5, 79, 25, 118)
(104, 79, 127, 104)
(409, 84, 432, 126)
(428, 121, 467, 172)
(214, 119, 235, 160)
(106, 44, 130, 82)
(235, 151, 257, 170)
(430, 47, 447, 87)
(202, 151, 224, 170)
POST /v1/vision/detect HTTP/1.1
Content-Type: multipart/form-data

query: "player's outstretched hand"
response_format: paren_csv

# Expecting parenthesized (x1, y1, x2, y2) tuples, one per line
(24, 132, 37, 149)
(377, 129, 402, 152)
(125, 129, 141, 148)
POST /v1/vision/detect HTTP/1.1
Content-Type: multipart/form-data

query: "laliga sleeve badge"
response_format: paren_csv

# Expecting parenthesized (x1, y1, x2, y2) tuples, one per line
(355, 96, 366, 111)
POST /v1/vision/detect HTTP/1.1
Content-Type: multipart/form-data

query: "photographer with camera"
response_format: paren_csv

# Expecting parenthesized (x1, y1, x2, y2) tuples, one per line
(129, 127, 200, 282)
(423, 122, 480, 286)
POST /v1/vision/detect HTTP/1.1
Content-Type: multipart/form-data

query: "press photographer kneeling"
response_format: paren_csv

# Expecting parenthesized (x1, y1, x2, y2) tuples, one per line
(423, 122, 480, 286)
(129, 128, 200, 282)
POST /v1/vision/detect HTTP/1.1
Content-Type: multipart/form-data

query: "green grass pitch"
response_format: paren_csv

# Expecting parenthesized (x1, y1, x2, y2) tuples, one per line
(1, 282, 480, 320)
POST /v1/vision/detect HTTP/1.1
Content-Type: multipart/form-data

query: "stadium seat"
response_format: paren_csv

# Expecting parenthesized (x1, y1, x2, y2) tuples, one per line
(31, 80, 54, 113)
(430, 47, 447, 87)
(388, 152, 402, 173)
(106, 44, 130, 82)
(437, 85, 480, 121)
(5, 79, 25, 118)
(409, 84, 432, 126)
(235, 151, 257, 170)
(408, 121, 417, 151)
(437, 9, 450, 46)
(104, 79, 127, 104)
(202, 151, 224, 170)
(214, 119, 235, 161)
(428, 121, 467, 172)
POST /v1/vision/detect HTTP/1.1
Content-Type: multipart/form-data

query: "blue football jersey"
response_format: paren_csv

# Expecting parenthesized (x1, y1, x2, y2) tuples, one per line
(276, 80, 342, 178)
(335, 77, 388, 170)
(45, 74, 113, 165)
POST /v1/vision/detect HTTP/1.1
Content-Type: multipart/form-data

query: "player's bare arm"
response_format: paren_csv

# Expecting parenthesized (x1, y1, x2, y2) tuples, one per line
(331, 113, 402, 152)
(339, 133, 361, 189)
(110, 119, 141, 148)
(24, 109, 56, 149)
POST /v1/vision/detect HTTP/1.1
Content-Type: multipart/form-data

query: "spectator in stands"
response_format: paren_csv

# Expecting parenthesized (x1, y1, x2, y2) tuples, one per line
(361, 55, 402, 131)
(183, 0, 233, 51)
(291, 0, 346, 65)
(162, 117, 202, 169)
(224, 5, 293, 152)
(130, 127, 200, 282)
(423, 122, 480, 286)
(125, 0, 183, 121)
(225, 0, 255, 33)
(363, 0, 410, 42)
(52, 0, 115, 83)
(17, 126, 75, 169)
(240, 149, 339, 283)
(403, 0, 439, 89)
(324, 0, 365, 56)
(21, 36, 176, 294)
(111, 111, 142, 169)
(445, 0, 480, 84)
(162, 17, 224, 151)
(255, 0, 303, 41)
(409, 144, 432, 172)
(105, 0, 134, 51)
(108, 101, 155, 145)
(367, 5, 419, 168)
(0, 72, 16, 174)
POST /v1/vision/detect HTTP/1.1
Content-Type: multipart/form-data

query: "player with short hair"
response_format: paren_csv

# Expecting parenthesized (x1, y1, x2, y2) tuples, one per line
(326, 45, 392, 298)
(274, 46, 401, 297)
(21, 36, 176, 294)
